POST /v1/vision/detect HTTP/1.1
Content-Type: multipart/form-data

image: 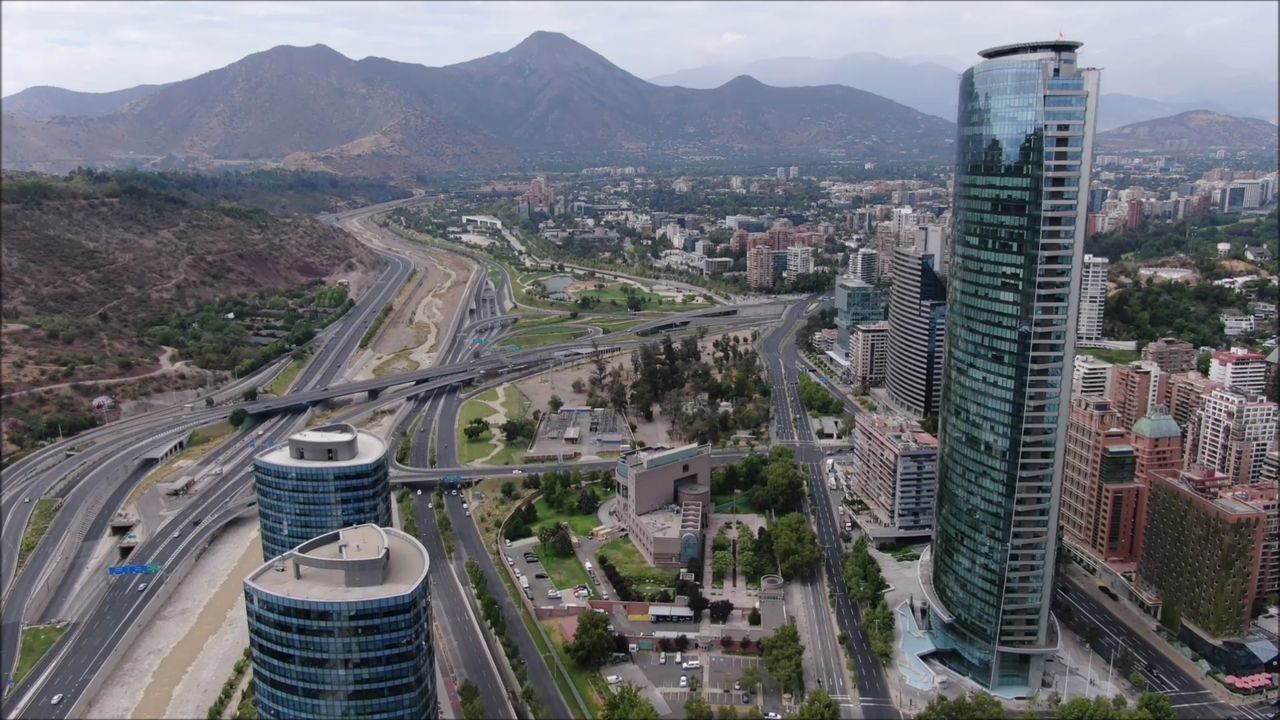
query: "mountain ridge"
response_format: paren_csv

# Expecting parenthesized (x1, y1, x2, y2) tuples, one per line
(1, 33, 956, 176)
(1097, 110, 1279, 153)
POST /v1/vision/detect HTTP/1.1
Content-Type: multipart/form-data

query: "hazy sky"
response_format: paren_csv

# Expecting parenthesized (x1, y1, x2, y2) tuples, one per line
(3, 1, 1276, 100)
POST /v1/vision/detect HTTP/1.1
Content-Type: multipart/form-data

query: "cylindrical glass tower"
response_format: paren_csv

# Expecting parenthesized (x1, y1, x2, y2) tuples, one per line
(923, 40, 1100, 693)
(244, 524, 435, 719)
(253, 423, 391, 560)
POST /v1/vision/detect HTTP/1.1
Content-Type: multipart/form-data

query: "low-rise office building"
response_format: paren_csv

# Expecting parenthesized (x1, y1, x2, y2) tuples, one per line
(614, 444, 711, 568)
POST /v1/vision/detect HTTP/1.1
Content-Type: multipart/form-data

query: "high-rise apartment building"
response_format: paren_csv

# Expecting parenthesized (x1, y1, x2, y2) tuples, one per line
(1162, 371, 1222, 432)
(924, 40, 1100, 692)
(850, 417, 938, 534)
(1142, 338, 1197, 374)
(244, 524, 435, 719)
(850, 247, 879, 285)
(833, 276, 884, 355)
(885, 235, 948, 418)
(784, 245, 814, 280)
(1059, 396, 1143, 563)
(1072, 355, 1113, 398)
(1110, 361, 1164, 429)
(1194, 388, 1279, 484)
(1139, 468, 1266, 638)
(746, 245, 774, 289)
(253, 424, 391, 560)
(1077, 254, 1108, 341)
(1208, 348, 1269, 396)
(1128, 407, 1183, 486)
(848, 321, 890, 391)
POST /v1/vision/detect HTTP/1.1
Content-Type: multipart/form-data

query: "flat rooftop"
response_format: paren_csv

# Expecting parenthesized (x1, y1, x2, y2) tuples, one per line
(245, 525, 428, 602)
(255, 427, 386, 469)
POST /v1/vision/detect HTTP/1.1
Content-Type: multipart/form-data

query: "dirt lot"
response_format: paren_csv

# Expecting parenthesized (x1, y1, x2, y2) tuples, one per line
(347, 216, 475, 382)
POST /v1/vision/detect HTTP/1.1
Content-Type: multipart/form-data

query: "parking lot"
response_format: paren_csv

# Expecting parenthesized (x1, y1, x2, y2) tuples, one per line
(503, 539, 573, 606)
(621, 648, 782, 718)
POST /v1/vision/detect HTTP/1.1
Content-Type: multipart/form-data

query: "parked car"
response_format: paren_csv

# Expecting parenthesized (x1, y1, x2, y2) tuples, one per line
(680, 676, 688, 688)
(535, 573, 548, 579)
(659, 652, 667, 665)
(606, 675, 621, 685)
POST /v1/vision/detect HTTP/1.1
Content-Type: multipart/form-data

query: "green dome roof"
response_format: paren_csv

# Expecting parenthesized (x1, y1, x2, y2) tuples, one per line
(1131, 410, 1181, 439)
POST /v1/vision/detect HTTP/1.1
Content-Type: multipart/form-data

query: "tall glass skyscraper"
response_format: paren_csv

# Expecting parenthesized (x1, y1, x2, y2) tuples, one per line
(921, 41, 1100, 693)
(244, 524, 435, 719)
(253, 423, 391, 560)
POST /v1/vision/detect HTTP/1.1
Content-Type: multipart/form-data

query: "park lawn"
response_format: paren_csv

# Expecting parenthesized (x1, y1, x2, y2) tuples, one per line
(501, 328, 590, 349)
(13, 624, 67, 686)
(457, 396, 499, 464)
(1077, 347, 1141, 364)
(532, 545, 593, 594)
(264, 357, 305, 395)
(530, 498, 602, 537)
(712, 493, 761, 515)
(597, 537, 679, 594)
(502, 385, 532, 419)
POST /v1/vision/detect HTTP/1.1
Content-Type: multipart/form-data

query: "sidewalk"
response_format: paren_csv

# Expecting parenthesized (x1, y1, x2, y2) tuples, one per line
(1063, 565, 1248, 707)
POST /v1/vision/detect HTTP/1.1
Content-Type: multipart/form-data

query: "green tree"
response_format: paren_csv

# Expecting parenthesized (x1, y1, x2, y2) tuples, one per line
(600, 683, 658, 720)
(501, 481, 517, 500)
(743, 708, 765, 720)
(1134, 693, 1175, 720)
(771, 513, 822, 579)
(796, 689, 840, 720)
(549, 394, 564, 413)
(713, 550, 733, 580)
(464, 417, 490, 441)
(567, 610, 614, 669)
(915, 692, 1004, 720)
(241, 387, 258, 402)
(718, 705, 740, 720)
(739, 666, 762, 693)
(228, 408, 248, 427)
(1057, 697, 1121, 720)
(684, 695, 715, 720)
(761, 620, 804, 692)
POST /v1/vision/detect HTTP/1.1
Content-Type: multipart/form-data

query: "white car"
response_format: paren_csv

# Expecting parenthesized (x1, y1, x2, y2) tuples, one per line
(766, 714, 783, 720)
(511, 469, 524, 475)
(427, 502, 433, 509)
(172, 531, 180, 538)
(505, 539, 512, 547)
(137, 582, 148, 592)
(417, 489, 422, 495)
(50, 694, 64, 705)
(679, 676, 688, 688)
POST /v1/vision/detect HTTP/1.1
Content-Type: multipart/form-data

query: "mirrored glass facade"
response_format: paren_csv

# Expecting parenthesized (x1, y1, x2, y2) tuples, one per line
(245, 526, 435, 720)
(255, 456, 391, 560)
(927, 41, 1099, 692)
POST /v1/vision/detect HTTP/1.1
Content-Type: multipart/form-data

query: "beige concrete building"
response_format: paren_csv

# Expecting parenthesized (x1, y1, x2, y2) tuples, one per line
(615, 444, 711, 569)
(848, 321, 890, 391)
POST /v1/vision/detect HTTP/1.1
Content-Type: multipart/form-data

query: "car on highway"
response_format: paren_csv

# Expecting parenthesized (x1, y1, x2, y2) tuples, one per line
(24, 497, 30, 503)
(511, 469, 524, 475)
(427, 502, 433, 509)
(172, 531, 180, 538)
(137, 582, 149, 592)
(464, 509, 470, 517)
(50, 694, 64, 705)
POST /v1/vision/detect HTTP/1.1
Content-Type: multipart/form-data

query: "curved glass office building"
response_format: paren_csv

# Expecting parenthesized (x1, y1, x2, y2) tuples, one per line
(921, 41, 1099, 693)
(253, 423, 390, 560)
(244, 524, 435, 720)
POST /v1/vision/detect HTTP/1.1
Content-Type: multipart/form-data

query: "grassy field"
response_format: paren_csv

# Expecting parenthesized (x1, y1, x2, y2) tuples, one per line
(529, 498, 603, 537)
(189, 420, 237, 448)
(14, 624, 67, 686)
(543, 620, 606, 716)
(16, 499, 61, 575)
(500, 327, 590, 350)
(597, 537, 679, 596)
(264, 357, 305, 395)
(1077, 347, 1141, 364)
(457, 387, 531, 465)
(532, 545, 593, 594)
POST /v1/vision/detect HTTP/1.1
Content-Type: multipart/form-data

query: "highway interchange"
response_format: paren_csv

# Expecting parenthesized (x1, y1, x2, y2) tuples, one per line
(1, 194, 1268, 720)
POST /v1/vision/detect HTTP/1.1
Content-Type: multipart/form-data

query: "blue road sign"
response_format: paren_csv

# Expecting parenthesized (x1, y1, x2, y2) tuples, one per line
(108, 563, 159, 576)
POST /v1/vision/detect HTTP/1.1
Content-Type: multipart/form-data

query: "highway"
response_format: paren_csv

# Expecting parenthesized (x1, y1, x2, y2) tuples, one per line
(761, 298, 901, 720)
(0, 199, 415, 713)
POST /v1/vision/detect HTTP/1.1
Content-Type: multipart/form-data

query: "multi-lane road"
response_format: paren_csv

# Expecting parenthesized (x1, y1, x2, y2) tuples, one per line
(762, 298, 901, 720)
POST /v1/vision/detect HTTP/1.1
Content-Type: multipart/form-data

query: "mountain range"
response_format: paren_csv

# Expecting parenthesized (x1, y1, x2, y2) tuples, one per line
(1095, 110, 1279, 153)
(650, 54, 1280, 130)
(0, 32, 956, 177)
